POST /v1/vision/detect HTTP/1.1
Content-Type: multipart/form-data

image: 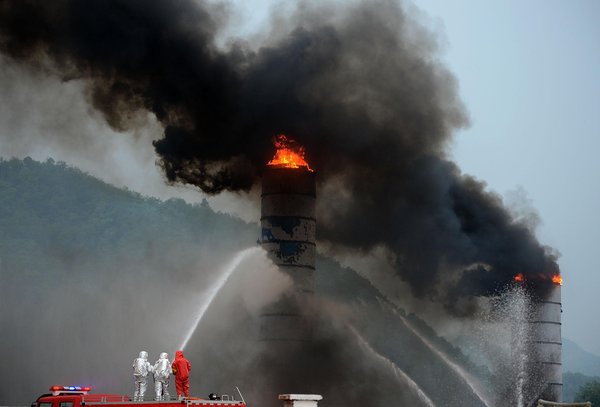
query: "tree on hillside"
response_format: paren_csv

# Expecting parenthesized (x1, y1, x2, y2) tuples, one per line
(575, 380, 600, 405)
(563, 372, 600, 402)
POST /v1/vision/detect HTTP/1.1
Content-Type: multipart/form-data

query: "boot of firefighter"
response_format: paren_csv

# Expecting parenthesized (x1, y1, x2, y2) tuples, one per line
(155, 380, 163, 401)
(162, 381, 170, 400)
(139, 377, 147, 400)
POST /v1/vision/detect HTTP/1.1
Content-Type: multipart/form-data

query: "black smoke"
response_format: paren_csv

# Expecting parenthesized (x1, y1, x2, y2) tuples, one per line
(0, 0, 559, 311)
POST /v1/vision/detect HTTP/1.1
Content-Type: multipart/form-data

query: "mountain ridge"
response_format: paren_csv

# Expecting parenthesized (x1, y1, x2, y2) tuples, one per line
(563, 337, 600, 377)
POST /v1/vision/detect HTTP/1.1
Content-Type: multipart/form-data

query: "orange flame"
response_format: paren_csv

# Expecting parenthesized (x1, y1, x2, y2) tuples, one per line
(514, 273, 525, 283)
(267, 134, 313, 171)
(552, 274, 563, 286)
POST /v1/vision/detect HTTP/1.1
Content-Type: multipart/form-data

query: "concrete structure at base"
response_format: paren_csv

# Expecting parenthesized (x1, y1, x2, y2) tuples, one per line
(531, 284, 563, 402)
(259, 166, 316, 341)
(278, 394, 322, 407)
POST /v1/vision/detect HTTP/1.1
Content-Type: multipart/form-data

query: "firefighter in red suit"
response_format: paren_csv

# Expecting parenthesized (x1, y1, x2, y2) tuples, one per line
(171, 350, 191, 399)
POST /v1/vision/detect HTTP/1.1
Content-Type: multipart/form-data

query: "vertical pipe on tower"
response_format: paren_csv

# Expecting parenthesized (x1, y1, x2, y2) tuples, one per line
(532, 284, 562, 402)
(259, 166, 316, 341)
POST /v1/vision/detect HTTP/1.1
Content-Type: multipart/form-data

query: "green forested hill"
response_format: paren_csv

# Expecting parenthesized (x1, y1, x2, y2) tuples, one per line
(0, 157, 256, 280)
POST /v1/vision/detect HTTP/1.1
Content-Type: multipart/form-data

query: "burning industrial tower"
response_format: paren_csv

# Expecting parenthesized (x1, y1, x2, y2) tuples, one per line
(532, 276, 563, 403)
(512, 273, 563, 405)
(260, 135, 316, 341)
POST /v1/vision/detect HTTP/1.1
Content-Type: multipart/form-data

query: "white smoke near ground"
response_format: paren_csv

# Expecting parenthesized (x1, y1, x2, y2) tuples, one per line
(183, 289, 451, 407)
(179, 247, 292, 350)
(0, 220, 262, 405)
(227, 248, 293, 314)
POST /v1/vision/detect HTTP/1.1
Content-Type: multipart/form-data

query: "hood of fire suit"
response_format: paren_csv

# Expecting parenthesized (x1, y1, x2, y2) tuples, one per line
(159, 352, 168, 360)
(175, 350, 184, 359)
(139, 351, 148, 359)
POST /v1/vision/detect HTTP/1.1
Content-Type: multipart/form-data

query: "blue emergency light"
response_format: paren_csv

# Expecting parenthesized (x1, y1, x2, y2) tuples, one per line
(50, 386, 92, 393)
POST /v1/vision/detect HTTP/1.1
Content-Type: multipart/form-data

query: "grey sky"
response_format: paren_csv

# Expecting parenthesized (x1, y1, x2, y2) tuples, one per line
(0, 0, 598, 355)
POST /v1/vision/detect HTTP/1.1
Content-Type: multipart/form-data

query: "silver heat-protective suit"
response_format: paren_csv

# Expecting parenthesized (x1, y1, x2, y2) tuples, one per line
(153, 352, 171, 401)
(132, 351, 152, 401)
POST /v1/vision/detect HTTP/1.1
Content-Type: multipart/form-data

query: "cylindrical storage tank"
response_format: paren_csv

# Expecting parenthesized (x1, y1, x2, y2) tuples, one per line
(531, 284, 562, 402)
(260, 166, 316, 341)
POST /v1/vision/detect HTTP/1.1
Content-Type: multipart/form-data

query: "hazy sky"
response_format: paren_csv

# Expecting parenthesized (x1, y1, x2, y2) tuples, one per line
(1, 0, 598, 355)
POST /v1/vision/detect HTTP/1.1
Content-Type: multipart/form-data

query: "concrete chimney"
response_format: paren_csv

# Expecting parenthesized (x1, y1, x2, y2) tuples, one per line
(278, 394, 323, 407)
(260, 166, 316, 341)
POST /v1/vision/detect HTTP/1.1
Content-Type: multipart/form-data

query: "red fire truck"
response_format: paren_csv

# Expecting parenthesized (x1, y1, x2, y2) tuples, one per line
(32, 386, 246, 407)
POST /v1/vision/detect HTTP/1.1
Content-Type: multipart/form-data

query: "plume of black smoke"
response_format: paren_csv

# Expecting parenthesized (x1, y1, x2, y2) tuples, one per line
(0, 0, 559, 312)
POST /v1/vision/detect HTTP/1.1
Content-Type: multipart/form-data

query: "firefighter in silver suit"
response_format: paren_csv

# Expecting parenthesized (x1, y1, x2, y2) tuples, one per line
(153, 352, 171, 400)
(132, 351, 152, 401)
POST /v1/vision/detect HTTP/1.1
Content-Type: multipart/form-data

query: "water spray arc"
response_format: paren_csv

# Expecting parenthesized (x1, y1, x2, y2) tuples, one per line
(387, 306, 493, 407)
(348, 325, 436, 407)
(179, 247, 260, 350)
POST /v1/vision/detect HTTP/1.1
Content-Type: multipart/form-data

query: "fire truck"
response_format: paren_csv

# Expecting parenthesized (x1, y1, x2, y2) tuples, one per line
(31, 386, 322, 407)
(32, 386, 246, 407)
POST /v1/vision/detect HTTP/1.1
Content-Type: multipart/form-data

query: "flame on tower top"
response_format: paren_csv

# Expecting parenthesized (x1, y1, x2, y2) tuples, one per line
(552, 274, 563, 286)
(267, 134, 313, 171)
(513, 272, 563, 286)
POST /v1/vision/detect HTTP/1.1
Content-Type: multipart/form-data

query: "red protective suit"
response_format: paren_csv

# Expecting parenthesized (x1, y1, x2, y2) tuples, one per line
(172, 350, 191, 398)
